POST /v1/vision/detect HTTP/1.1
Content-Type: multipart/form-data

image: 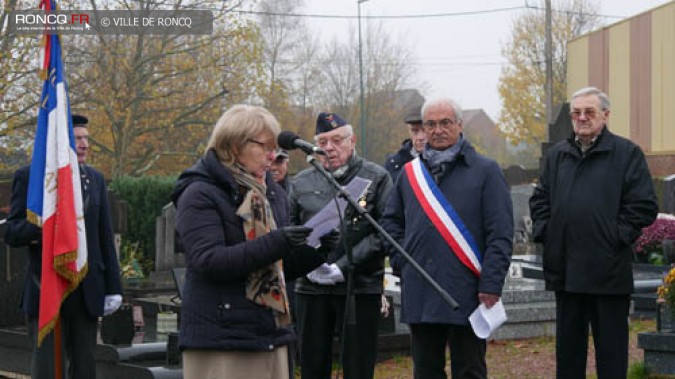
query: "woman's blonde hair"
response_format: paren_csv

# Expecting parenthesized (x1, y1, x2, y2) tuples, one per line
(206, 104, 281, 164)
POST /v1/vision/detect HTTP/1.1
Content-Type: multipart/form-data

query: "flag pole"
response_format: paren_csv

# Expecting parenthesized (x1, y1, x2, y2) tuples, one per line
(30, 1, 88, 377)
(54, 318, 62, 379)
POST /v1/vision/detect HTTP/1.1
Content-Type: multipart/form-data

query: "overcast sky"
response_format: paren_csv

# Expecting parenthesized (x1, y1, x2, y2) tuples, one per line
(302, 0, 671, 121)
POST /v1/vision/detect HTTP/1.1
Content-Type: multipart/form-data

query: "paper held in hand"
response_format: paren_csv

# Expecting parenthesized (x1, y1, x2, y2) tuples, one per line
(303, 177, 371, 247)
(469, 299, 507, 339)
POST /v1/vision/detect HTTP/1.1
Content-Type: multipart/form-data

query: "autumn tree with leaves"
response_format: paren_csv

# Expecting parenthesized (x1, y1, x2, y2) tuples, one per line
(0, 0, 41, 170)
(0, 0, 268, 178)
(61, 0, 268, 178)
(498, 0, 600, 152)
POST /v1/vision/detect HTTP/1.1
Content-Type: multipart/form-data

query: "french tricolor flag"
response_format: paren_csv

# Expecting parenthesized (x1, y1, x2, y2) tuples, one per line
(27, 0, 88, 346)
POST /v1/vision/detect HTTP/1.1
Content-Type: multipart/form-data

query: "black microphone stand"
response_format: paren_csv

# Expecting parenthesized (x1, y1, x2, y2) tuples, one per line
(305, 155, 460, 310)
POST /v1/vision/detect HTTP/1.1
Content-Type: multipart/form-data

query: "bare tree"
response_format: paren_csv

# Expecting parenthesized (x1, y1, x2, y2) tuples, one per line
(256, 0, 307, 111)
(313, 22, 416, 164)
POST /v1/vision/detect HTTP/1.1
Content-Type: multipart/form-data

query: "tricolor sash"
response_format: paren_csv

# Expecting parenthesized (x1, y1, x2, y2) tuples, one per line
(404, 158, 482, 276)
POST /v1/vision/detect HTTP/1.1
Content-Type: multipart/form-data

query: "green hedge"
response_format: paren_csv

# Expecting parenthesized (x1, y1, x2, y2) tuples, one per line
(109, 176, 176, 265)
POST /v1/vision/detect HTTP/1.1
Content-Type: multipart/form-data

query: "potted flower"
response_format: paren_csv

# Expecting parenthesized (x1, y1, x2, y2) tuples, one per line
(638, 263, 675, 376)
(634, 214, 675, 265)
(121, 241, 145, 278)
(656, 265, 675, 332)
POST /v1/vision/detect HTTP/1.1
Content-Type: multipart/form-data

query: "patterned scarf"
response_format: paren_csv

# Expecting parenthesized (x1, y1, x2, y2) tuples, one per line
(422, 133, 465, 169)
(422, 134, 465, 183)
(225, 162, 291, 327)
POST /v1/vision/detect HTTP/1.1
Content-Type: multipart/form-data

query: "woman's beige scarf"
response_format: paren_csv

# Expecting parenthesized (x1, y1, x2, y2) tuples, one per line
(226, 162, 291, 327)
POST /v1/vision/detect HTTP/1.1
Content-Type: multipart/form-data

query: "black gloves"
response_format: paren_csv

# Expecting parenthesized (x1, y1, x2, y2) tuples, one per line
(281, 226, 313, 247)
(318, 229, 341, 252)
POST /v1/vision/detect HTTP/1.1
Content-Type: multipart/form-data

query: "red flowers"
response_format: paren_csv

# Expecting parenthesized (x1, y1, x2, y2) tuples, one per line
(634, 214, 675, 256)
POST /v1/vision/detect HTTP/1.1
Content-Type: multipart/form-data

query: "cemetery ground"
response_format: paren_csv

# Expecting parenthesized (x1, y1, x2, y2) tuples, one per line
(309, 318, 657, 379)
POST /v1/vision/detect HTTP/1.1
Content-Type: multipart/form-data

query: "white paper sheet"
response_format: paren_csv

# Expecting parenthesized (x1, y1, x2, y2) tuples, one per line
(469, 299, 508, 339)
(303, 177, 371, 247)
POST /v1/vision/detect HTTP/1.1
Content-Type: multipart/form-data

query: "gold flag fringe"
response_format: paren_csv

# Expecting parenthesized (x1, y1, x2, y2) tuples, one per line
(27, 210, 43, 227)
(36, 253, 89, 347)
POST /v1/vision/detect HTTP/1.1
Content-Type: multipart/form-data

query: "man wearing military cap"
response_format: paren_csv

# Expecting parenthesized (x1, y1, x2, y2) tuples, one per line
(384, 102, 428, 182)
(4, 114, 123, 379)
(288, 112, 392, 379)
(271, 149, 290, 192)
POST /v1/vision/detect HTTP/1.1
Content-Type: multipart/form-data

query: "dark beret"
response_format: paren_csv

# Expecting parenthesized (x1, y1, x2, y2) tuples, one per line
(315, 112, 348, 135)
(72, 114, 89, 127)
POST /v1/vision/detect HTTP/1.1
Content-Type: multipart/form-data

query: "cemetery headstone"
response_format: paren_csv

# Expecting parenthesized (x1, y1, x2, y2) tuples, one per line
(100, 304, 135, 346)
(503, 165, 538, 187)
(107, 190, 128, 260)
(155, 204, 176, 271)
(662, 174, 675, 214)
(510, 185, 538, 255)
(0, 218, 29, 327)
(540, 103, 571, 169)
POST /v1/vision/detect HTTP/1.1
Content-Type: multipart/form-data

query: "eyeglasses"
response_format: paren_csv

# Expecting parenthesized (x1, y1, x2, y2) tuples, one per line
(570, 108, 600, 120)
(316, 134, 351, 148)
(423, 118, 457, 130)
(247, 138, 276, 153)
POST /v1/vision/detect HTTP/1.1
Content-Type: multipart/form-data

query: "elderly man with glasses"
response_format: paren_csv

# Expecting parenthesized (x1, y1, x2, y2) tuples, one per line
(288, 112, 392, 379)
(381, 97, 513, 379)
(530, 87, 658, 379)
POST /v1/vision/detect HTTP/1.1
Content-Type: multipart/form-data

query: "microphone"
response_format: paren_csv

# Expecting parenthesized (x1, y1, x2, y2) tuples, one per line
(278, 131, 326, 156)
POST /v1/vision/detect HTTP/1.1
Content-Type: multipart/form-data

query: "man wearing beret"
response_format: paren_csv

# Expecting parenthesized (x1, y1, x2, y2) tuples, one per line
(384, 102, 428, 183)
(4, 115, 123, 379)
(288, 112, 392, 379)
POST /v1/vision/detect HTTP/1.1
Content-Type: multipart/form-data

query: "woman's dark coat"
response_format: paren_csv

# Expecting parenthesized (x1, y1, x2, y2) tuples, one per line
(172, 150, 323, 352)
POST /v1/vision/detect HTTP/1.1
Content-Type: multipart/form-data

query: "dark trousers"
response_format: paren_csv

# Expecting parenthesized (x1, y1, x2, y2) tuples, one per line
(409, 323, 487, 379)
(27, 287, 98, 379)
(295, 293, 380, 379)
(555, 291, 630, 379)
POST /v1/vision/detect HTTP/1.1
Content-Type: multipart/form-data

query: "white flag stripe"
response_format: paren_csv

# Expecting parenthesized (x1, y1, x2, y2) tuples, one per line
(42, 83, 88, 269)
(411, 160, 482, 271)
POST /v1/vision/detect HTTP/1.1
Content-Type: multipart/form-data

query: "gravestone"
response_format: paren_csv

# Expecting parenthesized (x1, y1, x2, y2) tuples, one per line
(155, 204, 179, 272)
(494, 275, 556, 340)
(662, 174, 675, 214)
(100, 304, 135, 345)
(639, 331, 675, 376)
(503, 165, 538, 187)
(540, 102, 571, 169)
(548, 103, 572, 144)
(0, 217, 29, 327)
(107, 190, 128, 260)
(510, 185, 539, 255)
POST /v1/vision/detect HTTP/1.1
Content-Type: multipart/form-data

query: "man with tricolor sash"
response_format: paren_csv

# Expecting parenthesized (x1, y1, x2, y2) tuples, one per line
(381, 97, 513, 379)
(3, 4, 122, 376)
